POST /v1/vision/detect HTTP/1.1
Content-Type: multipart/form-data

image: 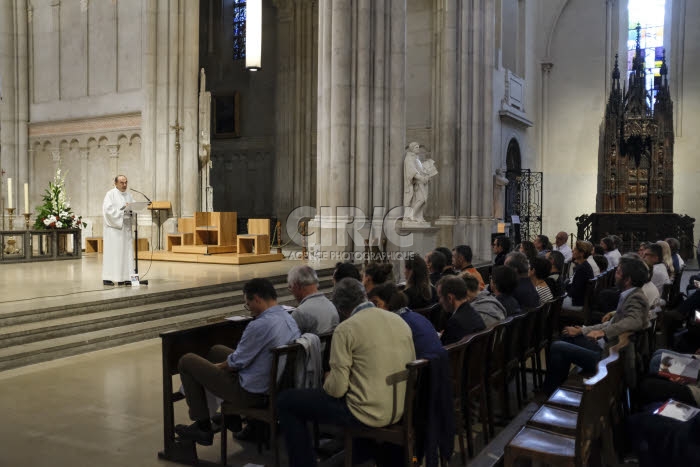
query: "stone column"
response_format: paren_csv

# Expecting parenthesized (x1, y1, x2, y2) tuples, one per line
(180, 0, 199, 217)
(16, 0, 29, 194)
(313, 0, 406, 255)
(141, 0, 157, 200)
(274, 0, 318, 229)
(0, 0, 17, 197)
(457, 0, 495, 260)
(107, 145, 119, 176)
(433, 0, 459, 242)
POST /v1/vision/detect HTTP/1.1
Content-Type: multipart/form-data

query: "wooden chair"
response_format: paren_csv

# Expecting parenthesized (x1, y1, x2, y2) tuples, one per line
(535, 296, 563, 387)
(343, 359, 430, 467)
(520, 303, 548, 398)
(485, 318, 512, 438)
(504, 313, 528, 413)
(444, 327, 492, 463)
(221, 342, 304, 467)
(237, 218, 271, 255)
(461, 327, 493, 457)
(157, 319, 253, 467)
(504, 360, 610, 467)
(413, 303, 441, 331)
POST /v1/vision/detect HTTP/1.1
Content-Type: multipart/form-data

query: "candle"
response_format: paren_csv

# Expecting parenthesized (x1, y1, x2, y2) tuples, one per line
(24, 183, 29, 213)
(7, 178, 12, 209)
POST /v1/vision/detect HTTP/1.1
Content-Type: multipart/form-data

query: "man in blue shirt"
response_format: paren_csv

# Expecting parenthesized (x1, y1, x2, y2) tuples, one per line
(175, 278, 300, 445)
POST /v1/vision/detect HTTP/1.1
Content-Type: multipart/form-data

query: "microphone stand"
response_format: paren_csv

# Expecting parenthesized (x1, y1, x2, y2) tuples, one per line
(129, 189, 152, 286)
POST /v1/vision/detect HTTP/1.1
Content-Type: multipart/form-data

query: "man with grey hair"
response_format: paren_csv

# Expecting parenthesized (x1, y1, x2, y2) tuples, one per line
(278, 278, 415, 466)
(287, 265, 338, 334)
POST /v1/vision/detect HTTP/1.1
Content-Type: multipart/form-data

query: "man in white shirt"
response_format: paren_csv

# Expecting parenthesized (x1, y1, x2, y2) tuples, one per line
(642, 243, 669, 295)
(601, 236, 621, 270)
(553, 231, 573, 263)
(102, 175, 135, 286)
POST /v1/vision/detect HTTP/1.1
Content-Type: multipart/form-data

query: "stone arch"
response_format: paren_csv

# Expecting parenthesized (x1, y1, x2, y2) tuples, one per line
(506, 137, 522, 174)
(98, 136, 109, 147)
(545, 0, 572, 59)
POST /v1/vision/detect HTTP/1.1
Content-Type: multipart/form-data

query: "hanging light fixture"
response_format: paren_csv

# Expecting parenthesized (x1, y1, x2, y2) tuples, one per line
(246, 0, 262, 70)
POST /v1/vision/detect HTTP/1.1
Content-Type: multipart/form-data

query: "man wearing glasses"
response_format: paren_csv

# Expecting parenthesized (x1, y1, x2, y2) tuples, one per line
(174, 278, 300, 446)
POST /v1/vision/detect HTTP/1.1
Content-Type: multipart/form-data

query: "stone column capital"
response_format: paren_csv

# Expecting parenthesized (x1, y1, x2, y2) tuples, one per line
(107, 145, 119, 158)
(541, 62, 554, 73)
(50, 149, 61, 162)
(79, 148, 89, 160)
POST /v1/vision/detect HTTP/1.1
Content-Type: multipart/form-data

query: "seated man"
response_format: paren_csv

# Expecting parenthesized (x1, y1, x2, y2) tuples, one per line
(490, 265, 522, 317)
(601, 236, 621, 270)
(460, 272, 506, 327)
(452, 244, 485, 289)
(288, 265, 339, 334)
(642, 243, 669, 296)
(635, 348, 700, 408)
(504, 251, 540, 309)
(439, 276, 486, 345)
(492, 235, 511, 266)
(277, 278, 415, 467)
(541, 256, 649, 395)
(175, 278, 301, 445)
(626, 410, 700, 467)
(553, 231, 573, 263)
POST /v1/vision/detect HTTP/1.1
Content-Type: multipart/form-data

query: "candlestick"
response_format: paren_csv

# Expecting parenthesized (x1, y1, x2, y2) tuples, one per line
(7, 178, 12, 209)
(6, 207, 15, 231)
(23, 213, 31, 230)
(24, 183, 29, 214)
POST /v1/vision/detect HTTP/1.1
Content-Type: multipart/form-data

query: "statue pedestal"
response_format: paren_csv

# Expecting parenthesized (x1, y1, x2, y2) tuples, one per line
(384, 221, 439, 283)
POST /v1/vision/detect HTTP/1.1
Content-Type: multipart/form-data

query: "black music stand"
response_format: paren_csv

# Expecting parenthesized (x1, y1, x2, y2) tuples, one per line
(128, 201, 151, 285)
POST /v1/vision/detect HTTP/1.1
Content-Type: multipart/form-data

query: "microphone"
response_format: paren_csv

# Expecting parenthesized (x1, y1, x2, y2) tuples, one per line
(130, 188, 152, 204)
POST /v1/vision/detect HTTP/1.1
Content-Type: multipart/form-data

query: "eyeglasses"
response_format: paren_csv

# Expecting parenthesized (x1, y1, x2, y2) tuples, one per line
(244, 304, 251, 312)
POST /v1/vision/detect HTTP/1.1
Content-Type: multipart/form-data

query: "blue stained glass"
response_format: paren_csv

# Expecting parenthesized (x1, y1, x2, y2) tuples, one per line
(233, 0, 247, 61)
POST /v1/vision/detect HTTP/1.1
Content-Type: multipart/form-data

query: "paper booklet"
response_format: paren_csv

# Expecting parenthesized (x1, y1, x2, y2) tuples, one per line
(658, 351, 700, 384)
(654, 399, 700, 422)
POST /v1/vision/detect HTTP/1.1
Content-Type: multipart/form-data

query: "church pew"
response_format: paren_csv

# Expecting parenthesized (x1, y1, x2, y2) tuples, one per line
(157, 318, 253, 466)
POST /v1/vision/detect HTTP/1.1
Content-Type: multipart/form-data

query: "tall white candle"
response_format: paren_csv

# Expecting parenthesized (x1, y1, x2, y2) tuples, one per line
(24, 183, 29, 213)
(7, 178, 12, 209)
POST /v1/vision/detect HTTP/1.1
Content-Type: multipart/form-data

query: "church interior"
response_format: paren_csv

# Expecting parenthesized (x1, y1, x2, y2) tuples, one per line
(1, 0, 700, 466)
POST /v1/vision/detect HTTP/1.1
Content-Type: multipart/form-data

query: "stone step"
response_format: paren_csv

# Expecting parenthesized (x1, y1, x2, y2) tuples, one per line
(0, 268, 335, 327)
(0, 267, 338, 371)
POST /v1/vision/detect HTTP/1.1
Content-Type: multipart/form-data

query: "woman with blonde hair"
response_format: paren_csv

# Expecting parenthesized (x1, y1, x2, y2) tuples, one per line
(657, 240, 675, 281)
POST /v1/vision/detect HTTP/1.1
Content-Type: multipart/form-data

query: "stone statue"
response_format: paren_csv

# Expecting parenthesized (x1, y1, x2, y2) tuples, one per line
(198, 68, 213, 211)
(493, 168, 509, 220)
(403, 142, 437, 223)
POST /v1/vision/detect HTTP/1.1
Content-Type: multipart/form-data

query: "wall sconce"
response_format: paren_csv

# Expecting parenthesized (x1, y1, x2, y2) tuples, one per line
(246, 0, 262, 70)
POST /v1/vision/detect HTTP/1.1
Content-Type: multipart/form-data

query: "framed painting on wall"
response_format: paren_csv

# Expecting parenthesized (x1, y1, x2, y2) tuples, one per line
(212, 92, 240, 138)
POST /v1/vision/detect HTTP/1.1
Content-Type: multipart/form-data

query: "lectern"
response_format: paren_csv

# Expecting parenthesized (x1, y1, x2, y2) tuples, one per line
(148, 201, 171, 250)
(128, 202, 151, 285)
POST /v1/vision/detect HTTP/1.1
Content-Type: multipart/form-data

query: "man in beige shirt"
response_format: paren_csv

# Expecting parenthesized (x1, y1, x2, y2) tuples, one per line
(278, 278, 416, 467)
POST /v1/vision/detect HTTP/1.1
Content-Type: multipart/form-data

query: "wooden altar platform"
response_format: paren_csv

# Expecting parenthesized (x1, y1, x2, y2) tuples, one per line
(137, 249, 284, 265)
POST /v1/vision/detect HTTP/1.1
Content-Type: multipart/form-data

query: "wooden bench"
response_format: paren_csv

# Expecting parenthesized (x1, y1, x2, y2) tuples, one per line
(85, 237, 149, 253)
(157, 318, 253, 467)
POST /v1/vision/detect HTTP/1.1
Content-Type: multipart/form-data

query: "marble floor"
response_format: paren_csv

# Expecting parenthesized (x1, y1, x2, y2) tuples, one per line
(0, 253, 337, 312)
(0, 254, 339, 467)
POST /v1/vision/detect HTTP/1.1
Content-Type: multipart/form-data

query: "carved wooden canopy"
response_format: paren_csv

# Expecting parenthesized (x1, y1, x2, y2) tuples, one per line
(596, 25, 674, 213)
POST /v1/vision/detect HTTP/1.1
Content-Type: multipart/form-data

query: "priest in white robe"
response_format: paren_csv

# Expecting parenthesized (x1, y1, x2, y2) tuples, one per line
(102, 175, 135, 285)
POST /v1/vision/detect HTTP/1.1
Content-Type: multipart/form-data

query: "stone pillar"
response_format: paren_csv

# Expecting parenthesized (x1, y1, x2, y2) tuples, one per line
(274, 0, 318, 230)
(0, 0, 17, 199)
(16, 0, 29, 194)
(180, 0, 199, 217)
(142, 0, 157, 201)
(457, 0, 496, 261)
(313, 0, 406, 255)
(433, 0, 459, 243)
(107, 145, 119, 176)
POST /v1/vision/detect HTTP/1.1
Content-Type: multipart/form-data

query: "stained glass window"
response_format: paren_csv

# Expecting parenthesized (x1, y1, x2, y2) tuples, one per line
(233, 0, 246, 61)
(628, 0, 665, 102)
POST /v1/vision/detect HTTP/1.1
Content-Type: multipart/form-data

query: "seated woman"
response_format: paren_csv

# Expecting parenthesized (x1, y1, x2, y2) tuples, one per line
(367, 283, 443, 361)
(518, 240, 538, 264)
(362, 262, 393, 294)
(562, 241, 594, 311)
(403, 255, 438, 310)
(529, 256, 554, 306)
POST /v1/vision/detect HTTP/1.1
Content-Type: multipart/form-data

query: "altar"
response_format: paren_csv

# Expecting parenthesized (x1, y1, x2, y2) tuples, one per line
(0, 229, 82, 263)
